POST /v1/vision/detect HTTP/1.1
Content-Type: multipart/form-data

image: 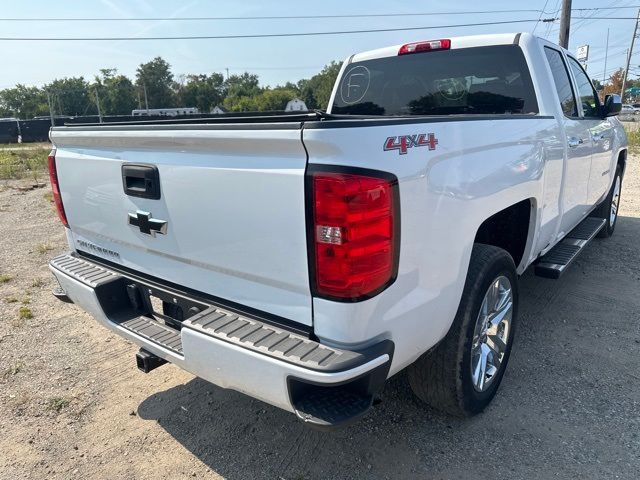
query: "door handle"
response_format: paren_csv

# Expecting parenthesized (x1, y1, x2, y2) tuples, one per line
(567, 137, 584, 148)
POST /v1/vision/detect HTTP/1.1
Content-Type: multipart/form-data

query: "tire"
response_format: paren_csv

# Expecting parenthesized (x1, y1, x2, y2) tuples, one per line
(592, 165, 623, 238)
(407, 244, 519, 417)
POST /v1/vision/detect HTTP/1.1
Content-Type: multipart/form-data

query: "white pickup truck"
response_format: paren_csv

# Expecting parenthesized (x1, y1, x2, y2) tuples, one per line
(48, 33, 627, 429)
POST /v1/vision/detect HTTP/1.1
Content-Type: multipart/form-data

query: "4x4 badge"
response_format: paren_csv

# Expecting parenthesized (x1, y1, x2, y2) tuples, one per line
(128, 210, 168, 237)
(383, 133, 438, 155)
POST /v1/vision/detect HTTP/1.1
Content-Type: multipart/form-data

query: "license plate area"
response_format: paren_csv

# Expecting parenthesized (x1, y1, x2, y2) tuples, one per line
(126, 281, 208, 329)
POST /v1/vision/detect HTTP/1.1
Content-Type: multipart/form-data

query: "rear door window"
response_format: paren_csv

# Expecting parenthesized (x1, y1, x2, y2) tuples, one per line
(331, 45, 538, 116)
(544, 47, 578, 117)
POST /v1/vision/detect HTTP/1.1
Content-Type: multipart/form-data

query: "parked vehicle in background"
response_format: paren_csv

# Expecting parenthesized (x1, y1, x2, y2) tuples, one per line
(48, 33, 626, 429)
(131, 107, 199, 117)
(621, 104, 639, 114)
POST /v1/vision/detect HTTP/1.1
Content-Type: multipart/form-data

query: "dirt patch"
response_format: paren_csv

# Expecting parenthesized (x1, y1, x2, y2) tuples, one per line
(1, 156, 639, 479)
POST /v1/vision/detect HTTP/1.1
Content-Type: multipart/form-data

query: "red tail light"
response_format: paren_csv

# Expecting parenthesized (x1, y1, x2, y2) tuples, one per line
(398, 39, 451, 55)
(310, 168, 399, 300)
(47, 150, 69, 227)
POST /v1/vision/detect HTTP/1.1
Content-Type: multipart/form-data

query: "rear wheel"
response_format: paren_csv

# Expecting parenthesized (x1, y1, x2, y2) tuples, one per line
(407, 244, 518, 416)
(593, 165, 623, 238)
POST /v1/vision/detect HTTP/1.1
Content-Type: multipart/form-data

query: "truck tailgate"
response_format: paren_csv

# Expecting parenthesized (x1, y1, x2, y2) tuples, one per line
(50, 125, 312, 326)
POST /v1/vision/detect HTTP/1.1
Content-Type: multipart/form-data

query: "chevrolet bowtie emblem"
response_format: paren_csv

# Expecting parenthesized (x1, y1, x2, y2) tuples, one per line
(128, 210, 168, 237)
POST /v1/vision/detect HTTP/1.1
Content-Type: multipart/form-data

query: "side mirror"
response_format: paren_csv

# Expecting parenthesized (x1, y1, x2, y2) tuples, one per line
(603, 94, 622, 117)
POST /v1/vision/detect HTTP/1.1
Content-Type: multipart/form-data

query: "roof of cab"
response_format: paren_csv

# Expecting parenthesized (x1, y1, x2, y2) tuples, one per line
(349, 33, 524, 63)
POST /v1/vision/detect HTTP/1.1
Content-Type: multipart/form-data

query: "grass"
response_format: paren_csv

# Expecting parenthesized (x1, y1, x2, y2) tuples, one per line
(626, 128, 640, 151)
(18, 306, 33, 319)
(36, 243, 54, 254)
(0, 142, 50, 150)
(46, 397, 70, 413)
(43, 191, 53, 203)
(0, 274, 12, 283)
(30, 278, 46, 288)
(4, 296, 18, 303)
(0, 148, 49, 181)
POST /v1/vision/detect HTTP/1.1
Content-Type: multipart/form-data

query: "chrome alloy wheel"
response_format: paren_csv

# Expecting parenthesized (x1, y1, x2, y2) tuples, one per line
(470, 276, 513, 393)
(610, 176, 621, 226)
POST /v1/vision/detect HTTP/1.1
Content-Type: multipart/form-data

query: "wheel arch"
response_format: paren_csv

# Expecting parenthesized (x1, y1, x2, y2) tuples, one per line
(617, 148, 627, 177)
(473, 198, 537, 273)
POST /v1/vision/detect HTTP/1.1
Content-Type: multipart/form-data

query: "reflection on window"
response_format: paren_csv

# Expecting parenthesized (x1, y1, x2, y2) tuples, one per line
(568, 57, 600, 118)
(331, 46, 538, 116)
(544, 47, 577, 117)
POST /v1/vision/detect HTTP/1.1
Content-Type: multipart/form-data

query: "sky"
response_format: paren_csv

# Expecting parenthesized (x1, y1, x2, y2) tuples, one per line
(1, 0, 639, 89)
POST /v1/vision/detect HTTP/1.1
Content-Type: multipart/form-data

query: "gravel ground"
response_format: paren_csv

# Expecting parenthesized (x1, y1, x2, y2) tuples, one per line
(0, 155, 639, 480)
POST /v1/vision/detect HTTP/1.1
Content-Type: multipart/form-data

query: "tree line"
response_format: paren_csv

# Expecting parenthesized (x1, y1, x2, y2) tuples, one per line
(598, 68, 640, 101)
(0, 57, 342, 119)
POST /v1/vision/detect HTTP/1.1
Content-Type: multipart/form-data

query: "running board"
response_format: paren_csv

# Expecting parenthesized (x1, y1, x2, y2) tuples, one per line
(535, 217, 606, 279)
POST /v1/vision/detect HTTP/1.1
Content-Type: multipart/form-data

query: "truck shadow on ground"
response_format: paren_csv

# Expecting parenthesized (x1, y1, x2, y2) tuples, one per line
(137, 215, 640, 479)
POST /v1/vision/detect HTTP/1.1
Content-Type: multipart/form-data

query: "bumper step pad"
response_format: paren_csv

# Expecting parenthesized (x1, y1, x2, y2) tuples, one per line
(50, 254, 118, 288)
(121, 317, 183, 354)
(183, 308, 379, 372)
(535, 217, 605, 279)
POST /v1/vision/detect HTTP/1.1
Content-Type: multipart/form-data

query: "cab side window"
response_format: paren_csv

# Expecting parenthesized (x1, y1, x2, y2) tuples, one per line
(544, 47, 577, 117)
(567, 57, 600, 118)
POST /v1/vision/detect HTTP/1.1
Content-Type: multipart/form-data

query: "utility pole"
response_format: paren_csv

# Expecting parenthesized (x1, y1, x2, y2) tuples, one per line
(46, 91, 55, 127)
(621, 9, 640, 100)
(94, 87, 103, 123)
(143, 84, 149, 113)
(558, 0, 572, 49)
(225, 68, 229, 80)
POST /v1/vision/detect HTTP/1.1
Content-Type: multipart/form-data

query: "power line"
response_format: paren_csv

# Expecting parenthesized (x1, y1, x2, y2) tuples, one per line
(0, 19, 550, 41)
(532, 0, 552, 34)
(572, 5, 640, 10)
(543, 0, 562, 39)
(1, 6, 638, 22)
(572, 0, 621, 32)
(572, 16, 639, 19)
(0, 10, 546, 22)
(621, 8, 640, 97)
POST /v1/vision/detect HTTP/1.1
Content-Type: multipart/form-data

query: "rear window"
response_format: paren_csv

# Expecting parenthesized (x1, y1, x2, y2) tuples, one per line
(331, 45, 538, 116)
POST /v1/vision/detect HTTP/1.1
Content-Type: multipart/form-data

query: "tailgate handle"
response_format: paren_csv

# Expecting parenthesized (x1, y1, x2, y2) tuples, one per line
(122, 164, 161, 200)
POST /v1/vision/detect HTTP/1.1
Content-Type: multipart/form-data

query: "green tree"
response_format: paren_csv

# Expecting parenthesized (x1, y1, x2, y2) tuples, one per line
(298, 61, 342, 110)
(136, 57, 175, 108)
(45, 77, 95, 116)
(176, 73, 225, 112)
(253, 87, 299, 111)
(94, 69, 137, 115)
(225, 95, 260, 111)
(0, 84, 48, 119)
(223, 73, 262, 111)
